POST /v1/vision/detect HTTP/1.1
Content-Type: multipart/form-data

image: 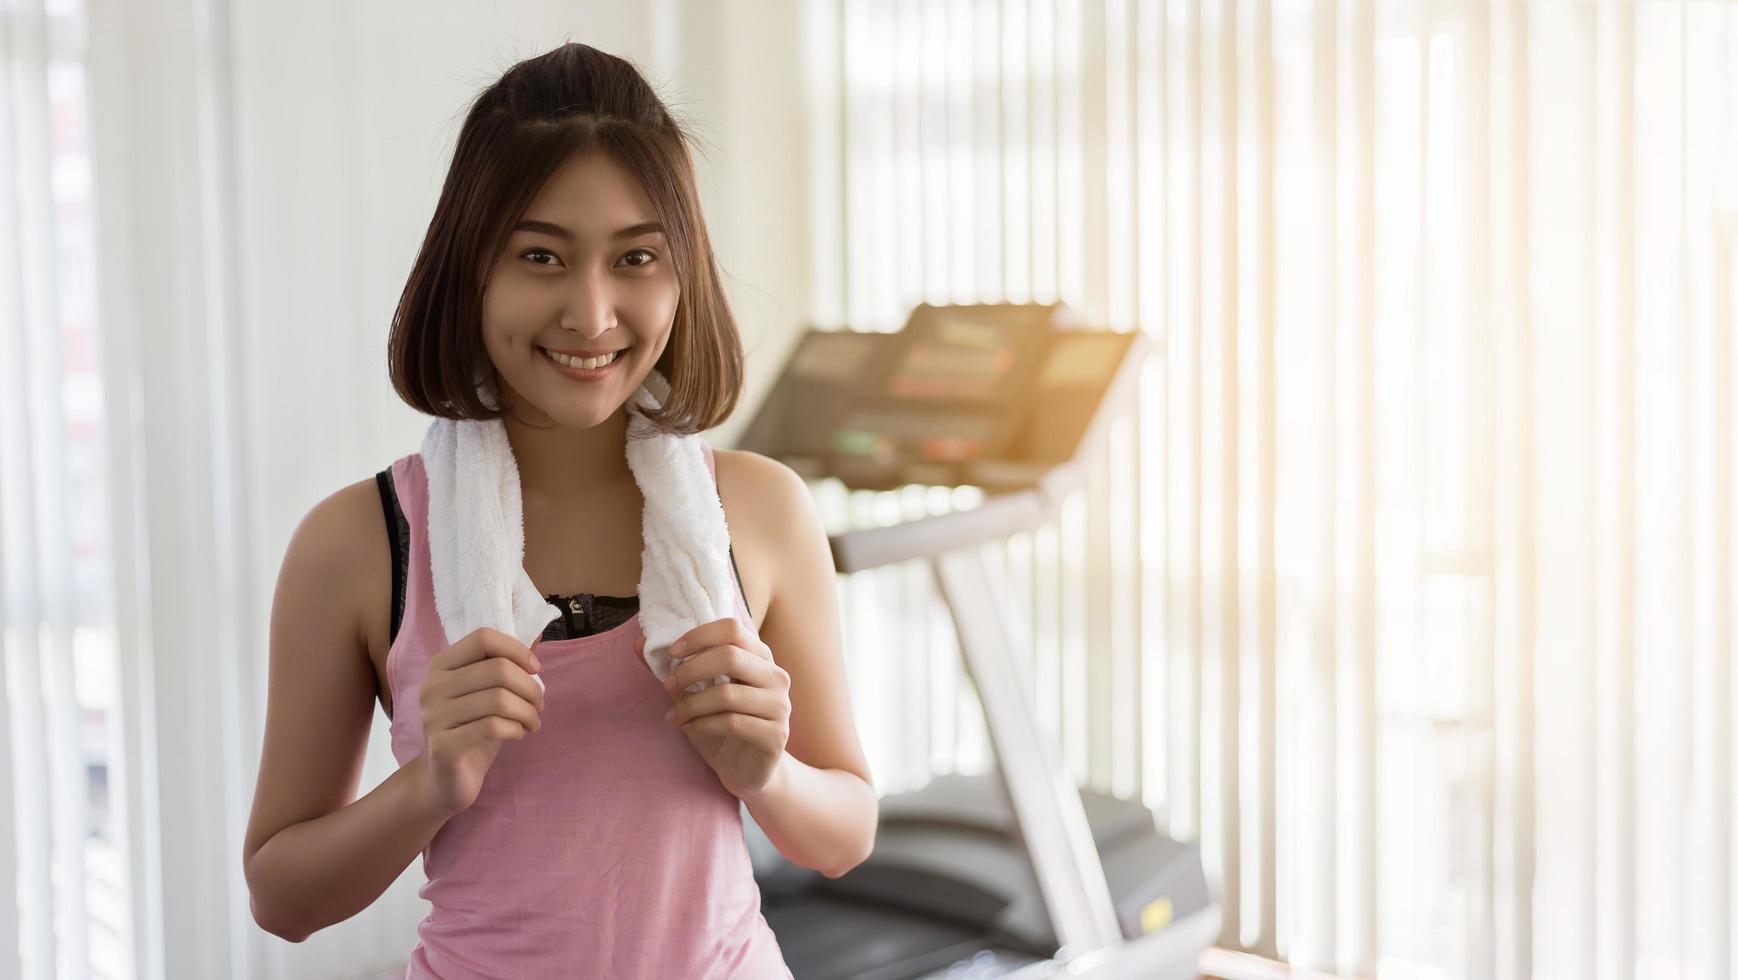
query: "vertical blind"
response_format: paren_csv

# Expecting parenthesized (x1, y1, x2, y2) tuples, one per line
(1, 1, 134, 978)
(806, 0, 1738, 977)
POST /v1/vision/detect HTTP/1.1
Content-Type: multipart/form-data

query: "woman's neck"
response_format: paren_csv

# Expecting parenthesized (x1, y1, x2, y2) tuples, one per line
(501, 405, 635, 501)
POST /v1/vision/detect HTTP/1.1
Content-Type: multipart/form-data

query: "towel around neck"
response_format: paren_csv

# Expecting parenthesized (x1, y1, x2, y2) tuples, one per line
(421, 368, 736, 690)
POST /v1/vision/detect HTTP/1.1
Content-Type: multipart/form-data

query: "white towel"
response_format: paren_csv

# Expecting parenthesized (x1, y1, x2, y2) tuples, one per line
(421, 368, 734, 696)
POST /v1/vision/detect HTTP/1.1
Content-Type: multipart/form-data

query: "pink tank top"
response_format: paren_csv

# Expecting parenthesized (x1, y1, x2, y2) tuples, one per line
(384, 442, 792, 979)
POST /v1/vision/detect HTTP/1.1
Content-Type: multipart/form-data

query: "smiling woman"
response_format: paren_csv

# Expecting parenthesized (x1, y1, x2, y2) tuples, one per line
(241, 40, 870, 980)
(383, 45, 742, 439)
(479, 153, 680, 428)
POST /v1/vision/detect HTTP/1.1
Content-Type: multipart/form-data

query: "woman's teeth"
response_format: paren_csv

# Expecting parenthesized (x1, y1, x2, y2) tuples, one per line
(541, 347, 620, 370)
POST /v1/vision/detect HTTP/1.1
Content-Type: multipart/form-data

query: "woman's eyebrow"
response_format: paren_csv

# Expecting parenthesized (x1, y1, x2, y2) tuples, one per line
(510, 218, 664, 240)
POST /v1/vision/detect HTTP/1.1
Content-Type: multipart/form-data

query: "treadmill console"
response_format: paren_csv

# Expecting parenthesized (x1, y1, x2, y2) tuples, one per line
(737, 303, 1148, 492)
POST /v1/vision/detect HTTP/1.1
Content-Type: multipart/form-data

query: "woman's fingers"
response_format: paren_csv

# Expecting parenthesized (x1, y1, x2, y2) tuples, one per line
(666, 680, 787, 726)
(448, 655, 545, 713)
(670, 618, 769, 663)
(682, 712, 783, 743)
(665, 644, 787, 696)
(433, 626, 541, 676)
(431, 684, 543, 734)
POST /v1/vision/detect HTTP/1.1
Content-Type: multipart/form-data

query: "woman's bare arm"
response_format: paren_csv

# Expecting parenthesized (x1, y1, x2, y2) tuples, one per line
(714, 450, 877, 878)
(241, 478, 447, 942)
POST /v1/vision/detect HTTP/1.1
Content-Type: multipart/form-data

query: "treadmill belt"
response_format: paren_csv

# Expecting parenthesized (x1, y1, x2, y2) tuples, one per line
(763, 893, 1036, 980)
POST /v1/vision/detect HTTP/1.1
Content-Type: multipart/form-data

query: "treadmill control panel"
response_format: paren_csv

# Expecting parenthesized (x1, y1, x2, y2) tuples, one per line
(737, 303, 1147, 492)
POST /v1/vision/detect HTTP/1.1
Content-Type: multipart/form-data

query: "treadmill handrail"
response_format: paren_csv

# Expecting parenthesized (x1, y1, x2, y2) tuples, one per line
(827, 462, 1082, 575)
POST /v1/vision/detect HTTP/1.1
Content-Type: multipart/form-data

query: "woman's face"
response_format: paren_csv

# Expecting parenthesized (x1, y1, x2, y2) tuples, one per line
(480, 150, 680, 430)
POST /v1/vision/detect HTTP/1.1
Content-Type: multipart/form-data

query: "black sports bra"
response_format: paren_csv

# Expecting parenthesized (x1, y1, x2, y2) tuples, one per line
(374, 467, 751, 646)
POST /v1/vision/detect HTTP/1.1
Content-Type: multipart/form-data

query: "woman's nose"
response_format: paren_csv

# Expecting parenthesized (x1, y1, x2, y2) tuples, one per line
(560, 265, 619, 336)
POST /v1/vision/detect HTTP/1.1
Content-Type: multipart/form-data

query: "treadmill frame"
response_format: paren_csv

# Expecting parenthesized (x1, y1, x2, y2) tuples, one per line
(819, 331, 1167, 967)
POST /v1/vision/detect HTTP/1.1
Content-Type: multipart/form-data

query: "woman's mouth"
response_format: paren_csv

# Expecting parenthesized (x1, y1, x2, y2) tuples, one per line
(539, 345, 627, 381)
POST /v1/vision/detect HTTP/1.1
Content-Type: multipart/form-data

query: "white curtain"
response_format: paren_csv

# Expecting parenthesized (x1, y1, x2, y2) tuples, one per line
(5, 0, 278, 976)
(2, 3, 144, 979)
(812, 0, 1738, 977)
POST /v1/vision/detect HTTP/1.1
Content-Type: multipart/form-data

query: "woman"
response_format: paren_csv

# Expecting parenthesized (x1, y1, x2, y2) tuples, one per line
(242, 41, 876, 979)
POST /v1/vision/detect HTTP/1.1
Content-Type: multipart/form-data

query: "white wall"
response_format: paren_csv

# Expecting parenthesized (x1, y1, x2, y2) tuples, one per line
(87, 2, 811, 976)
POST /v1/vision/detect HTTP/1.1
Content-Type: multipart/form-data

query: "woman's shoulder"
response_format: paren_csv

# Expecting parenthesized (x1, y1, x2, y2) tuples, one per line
(708, 448, 829, 624)
(288, 476, 391, 580)
(301, 453, 417, 561)
(279, 470, 399, 658)
(709, 448, 814, 529)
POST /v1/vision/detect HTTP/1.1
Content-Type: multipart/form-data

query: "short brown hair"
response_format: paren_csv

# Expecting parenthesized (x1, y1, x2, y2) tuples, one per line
(387, 42, 742, 434)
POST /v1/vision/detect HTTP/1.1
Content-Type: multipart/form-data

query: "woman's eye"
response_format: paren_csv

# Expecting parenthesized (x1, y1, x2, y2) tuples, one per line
(619, 248, 656, 268)
(523, 248, 561, 267)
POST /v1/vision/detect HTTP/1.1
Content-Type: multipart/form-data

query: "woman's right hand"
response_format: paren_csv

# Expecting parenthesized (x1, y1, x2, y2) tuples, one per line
(415, 627, 545, 818)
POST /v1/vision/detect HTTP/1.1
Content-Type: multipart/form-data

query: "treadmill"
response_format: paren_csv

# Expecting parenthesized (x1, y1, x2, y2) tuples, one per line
(735, 303, 1221, 979)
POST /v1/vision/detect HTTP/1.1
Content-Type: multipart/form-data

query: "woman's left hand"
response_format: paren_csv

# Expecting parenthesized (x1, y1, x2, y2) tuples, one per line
(638, 618, 791, 800)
